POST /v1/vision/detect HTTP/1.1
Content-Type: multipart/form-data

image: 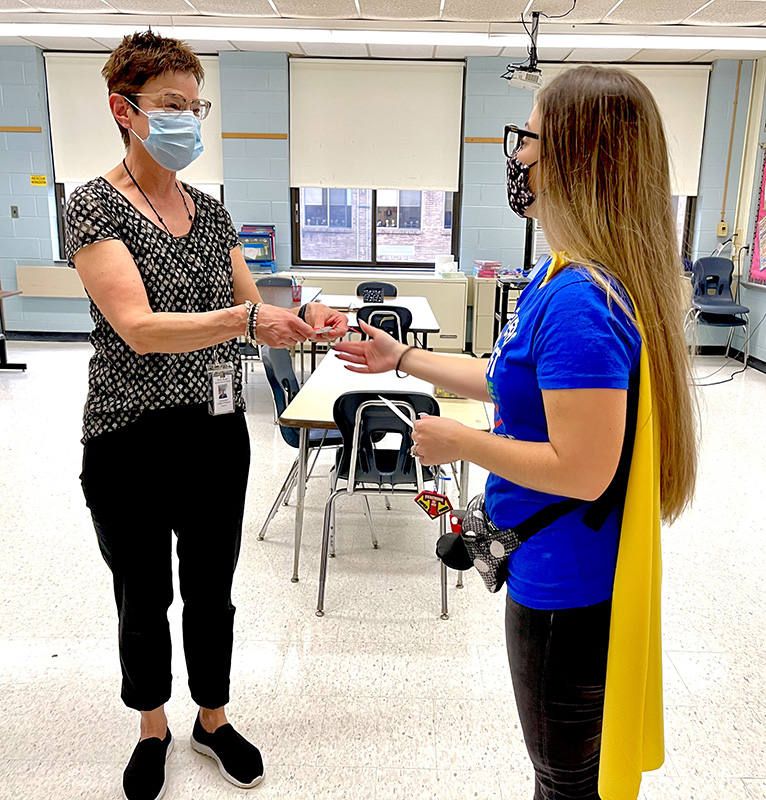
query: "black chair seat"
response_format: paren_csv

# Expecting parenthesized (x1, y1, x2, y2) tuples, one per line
(696, 312, 748, 327)
(692, 298, 749, 316)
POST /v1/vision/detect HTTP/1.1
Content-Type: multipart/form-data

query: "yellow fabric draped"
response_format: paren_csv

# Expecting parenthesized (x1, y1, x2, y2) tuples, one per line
(543, 256, 664, 799)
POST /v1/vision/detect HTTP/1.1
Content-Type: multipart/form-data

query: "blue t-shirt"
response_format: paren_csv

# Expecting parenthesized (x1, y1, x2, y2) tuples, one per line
(485, 262, 641, 610)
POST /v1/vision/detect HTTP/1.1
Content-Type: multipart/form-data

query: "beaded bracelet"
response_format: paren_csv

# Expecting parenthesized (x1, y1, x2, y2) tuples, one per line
(244, 301, 262, 346)
(395, 346, 416, 378)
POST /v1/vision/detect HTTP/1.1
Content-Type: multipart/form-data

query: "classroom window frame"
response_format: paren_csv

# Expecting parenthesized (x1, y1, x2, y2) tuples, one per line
(291, 187, 460, 270)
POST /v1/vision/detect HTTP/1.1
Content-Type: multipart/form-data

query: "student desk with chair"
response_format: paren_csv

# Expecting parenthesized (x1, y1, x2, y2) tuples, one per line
(277, 349, 491, 618)
(317, 294, 440, 349)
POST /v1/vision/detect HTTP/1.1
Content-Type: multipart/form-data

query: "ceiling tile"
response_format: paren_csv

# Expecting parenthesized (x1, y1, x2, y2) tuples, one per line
(509, 46, 574, 61)
(21, 34, 111, 48)
(564, 47, 642, 61)
(229, 39, 303, 52)
(0, 1, 32, 9)
(106, 0, 197, 13)
(524, 0, 622, 23)
(692, 48, 766, 59)
(442, 0, 526, 22)
(627, 48, 714, 62)
(188, 0, 277, 16)
(23, 0, 113, 9)
(605, 0, 709, 25)
(273, 0, 359, 19)
(434, 44, 503, 57)
(682, 0, 766, 25)
(367, 43, 435, 57)
(300, 41, 368, 56)
(358, 0, 441, 20)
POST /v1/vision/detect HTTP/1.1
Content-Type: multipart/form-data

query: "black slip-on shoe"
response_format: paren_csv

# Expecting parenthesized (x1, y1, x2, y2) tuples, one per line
(190, 716, 264, 788)
(122, 729, 173, 800)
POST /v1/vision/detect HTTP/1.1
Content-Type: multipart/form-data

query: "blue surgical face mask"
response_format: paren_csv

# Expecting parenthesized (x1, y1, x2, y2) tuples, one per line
(125, 97, 203, 172)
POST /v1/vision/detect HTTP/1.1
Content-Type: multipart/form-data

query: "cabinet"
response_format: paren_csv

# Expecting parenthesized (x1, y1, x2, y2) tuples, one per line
(471, 277, 497, 356)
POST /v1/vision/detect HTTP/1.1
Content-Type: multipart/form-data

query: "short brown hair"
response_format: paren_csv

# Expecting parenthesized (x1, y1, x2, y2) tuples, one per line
(102, 30, 205, 147)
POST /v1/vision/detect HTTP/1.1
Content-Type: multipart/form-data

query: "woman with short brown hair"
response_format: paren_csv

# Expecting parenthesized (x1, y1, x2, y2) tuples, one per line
(68, 30, 346, 800)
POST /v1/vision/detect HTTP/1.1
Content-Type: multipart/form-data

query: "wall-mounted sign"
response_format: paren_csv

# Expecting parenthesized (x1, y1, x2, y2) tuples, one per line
(30, 175, 47, 186)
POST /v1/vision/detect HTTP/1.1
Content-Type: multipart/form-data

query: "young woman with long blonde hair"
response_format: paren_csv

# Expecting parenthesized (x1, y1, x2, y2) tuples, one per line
(335, 66, 697, 799)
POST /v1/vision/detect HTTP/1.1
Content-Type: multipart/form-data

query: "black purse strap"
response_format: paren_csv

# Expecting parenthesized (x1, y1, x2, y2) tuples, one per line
(511, 498, 586, 542)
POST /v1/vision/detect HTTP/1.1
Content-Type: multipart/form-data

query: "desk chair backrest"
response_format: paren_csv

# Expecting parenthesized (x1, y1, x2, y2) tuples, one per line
(357, 305, 412, 343)
(356, 280, 397, 298)
(333, 391, 439, 492)
(691, 257, 735, 301)
(256, 276, 293, 288)
(261, 346, 300, 448)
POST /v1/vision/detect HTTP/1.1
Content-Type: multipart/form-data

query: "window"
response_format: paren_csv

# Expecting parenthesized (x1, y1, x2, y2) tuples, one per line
(293, 188, 457, 268)
(444, 191, 453, 229)
(303, 188, 352, 228)
(376, 190, 421, 230)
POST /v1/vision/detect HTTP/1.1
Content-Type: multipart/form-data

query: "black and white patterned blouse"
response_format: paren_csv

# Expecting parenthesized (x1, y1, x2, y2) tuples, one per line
(66, 178, 244, 443)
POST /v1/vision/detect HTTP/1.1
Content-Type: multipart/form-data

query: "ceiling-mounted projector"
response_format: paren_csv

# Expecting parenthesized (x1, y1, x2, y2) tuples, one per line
(505, 65, 544, 91)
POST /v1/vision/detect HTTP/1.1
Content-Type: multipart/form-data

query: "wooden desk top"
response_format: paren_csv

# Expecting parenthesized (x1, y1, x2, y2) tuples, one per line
(280, 350, 490, 432)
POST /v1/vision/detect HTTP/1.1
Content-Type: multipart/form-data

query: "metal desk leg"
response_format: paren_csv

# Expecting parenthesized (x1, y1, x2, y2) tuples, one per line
(439, 472, 450, 619)
(299, 344, 305, 385)
(291, 427, 309, 582)
(456, 459, 470, 589)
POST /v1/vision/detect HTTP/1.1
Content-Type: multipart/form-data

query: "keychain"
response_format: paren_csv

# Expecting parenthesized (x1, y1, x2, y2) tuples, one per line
(414, 489, 453, 520)
(207, 361, 235, 416)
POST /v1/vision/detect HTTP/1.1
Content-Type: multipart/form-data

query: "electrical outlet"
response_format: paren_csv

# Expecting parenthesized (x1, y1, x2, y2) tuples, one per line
(10, 205, 19, 219)
(717, 221, 729, 237)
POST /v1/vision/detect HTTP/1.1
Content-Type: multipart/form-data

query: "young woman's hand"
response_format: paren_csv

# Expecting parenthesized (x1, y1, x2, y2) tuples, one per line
(411, 415, 468, 466)
(333, 320, 408, 374)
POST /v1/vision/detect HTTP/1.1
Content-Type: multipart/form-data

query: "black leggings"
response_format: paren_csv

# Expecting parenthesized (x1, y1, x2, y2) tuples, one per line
(80, 404, 250, 712)
(505, 593, 612, 800)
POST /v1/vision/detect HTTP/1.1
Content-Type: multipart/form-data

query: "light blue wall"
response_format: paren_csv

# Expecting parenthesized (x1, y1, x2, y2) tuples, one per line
(693, 60, 753, 262)
(689, 60, 753, 348)
(219, 51, 292, 270)
(460, 58, 534, 273)
(0, 47, 91, 332)
(735, 69, 766, 365)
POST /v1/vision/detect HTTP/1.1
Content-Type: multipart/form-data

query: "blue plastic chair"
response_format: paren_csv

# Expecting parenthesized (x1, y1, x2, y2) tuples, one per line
(258, 346, 343, 541)
(686, 257, 750, 367)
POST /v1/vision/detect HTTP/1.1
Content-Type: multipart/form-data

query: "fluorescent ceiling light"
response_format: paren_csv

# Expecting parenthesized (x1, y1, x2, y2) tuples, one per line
(2, 22, 766, 51)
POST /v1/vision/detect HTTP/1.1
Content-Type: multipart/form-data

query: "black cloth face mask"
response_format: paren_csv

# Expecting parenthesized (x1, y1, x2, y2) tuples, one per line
(506, 147, 537, 218)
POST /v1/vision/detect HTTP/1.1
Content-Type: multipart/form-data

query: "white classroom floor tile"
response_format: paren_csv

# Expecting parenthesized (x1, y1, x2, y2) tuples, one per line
(1, 344, 765, 798)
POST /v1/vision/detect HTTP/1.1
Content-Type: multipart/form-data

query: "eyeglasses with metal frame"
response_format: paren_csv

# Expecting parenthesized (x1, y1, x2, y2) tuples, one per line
(131, 92, 212, 120)
(504, 124, 539, 159)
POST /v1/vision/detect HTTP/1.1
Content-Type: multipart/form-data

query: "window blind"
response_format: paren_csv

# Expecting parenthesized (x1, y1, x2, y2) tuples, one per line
(541, 64, 710, 197)
(289, 58, 464, 191)
(44, 53, 222, 185)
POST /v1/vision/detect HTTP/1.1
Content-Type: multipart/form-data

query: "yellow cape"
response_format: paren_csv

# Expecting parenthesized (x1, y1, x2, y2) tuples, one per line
(543, 258, 664, 799)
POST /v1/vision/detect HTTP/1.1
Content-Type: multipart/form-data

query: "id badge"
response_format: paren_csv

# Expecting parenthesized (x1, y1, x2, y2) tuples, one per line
(207, 361, 235, 416)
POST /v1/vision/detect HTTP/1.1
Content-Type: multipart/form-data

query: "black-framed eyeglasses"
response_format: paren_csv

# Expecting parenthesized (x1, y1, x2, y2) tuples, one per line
(504, 124, 538, 159)
(132, 92, 212, 120)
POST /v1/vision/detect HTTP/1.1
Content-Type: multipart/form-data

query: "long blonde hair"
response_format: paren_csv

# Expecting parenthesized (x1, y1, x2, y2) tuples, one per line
(536, 66, 697, 523)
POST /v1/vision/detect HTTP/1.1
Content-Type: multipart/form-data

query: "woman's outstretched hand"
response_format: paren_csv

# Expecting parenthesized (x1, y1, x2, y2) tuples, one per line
(333, 320, 408, 374)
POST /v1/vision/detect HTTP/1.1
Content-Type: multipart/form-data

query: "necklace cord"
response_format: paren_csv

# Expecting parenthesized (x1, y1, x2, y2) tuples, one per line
(122, 158, 193, 236)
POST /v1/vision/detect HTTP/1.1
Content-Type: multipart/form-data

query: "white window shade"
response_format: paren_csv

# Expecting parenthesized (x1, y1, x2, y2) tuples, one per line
(541, 64, 710, 198)
(44, 53, 222, 185)
(290, 58, 463, 191)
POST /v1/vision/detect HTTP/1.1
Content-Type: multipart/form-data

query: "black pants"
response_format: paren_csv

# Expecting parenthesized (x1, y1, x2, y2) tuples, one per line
(81, 404, 250, 712)
(505, 593, 612, 800)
